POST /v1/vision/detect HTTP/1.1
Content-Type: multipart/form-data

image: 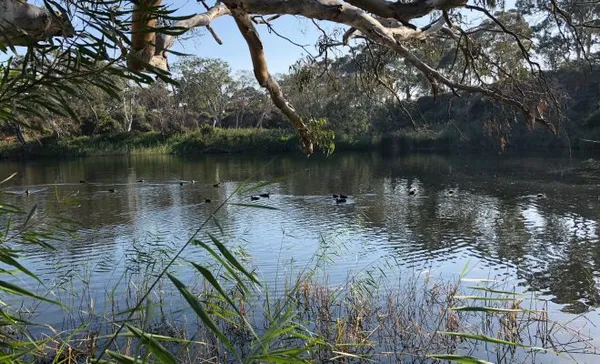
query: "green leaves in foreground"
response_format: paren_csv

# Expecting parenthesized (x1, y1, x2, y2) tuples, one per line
(124, 324, 177, 364)
(0, 278, 60, 306)
(427, 354, 494, 364)
(167, 273, 240, 361)
(436, 331, 551, 352)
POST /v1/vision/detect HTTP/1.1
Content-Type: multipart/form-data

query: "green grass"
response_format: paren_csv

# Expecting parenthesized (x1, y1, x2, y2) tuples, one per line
(0, 128, 383, 159)
(0, 129, 304, 159)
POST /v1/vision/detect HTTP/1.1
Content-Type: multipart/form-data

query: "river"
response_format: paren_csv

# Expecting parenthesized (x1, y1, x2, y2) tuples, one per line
(1, 152, 599, 361)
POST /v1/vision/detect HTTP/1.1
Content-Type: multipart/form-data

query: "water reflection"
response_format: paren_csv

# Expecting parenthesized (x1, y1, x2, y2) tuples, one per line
(1, 152, 599, 313)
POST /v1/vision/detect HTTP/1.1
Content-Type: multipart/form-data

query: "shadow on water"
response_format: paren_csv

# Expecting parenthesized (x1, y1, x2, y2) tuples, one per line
(1, 151, 599, 315)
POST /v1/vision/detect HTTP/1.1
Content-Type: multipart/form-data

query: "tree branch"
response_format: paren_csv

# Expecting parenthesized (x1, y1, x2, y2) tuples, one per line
(226, 4, 314, 155)
(0, 0, 74, 46)
(129, 3, 230, 72)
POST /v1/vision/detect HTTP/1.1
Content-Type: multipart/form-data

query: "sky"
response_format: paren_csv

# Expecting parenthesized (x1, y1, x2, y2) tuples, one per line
(168, 1, 335, 74)
(5, 0, 519, 75)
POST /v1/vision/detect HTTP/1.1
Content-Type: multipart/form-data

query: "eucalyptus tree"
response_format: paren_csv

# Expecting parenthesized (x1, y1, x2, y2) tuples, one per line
(517, 0, 600, 66)
(175, 57, 234, 128)
(2, 0, 597, 153)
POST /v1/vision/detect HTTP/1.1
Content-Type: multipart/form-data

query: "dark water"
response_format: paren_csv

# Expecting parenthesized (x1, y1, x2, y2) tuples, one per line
(1, 152, 600, 336)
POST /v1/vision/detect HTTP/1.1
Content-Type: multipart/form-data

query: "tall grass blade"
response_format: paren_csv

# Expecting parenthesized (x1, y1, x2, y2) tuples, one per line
(230, 203, 279, 211)
(450, 306, 524, 313)
(22, 204, 37, 229)
(0, 251, 41, 283)
(190, 262, 241, 315)
(192, 240, 251, 295)
(167, 273, 240, 361)
(427, 354, 494, 364)
(437, 331, 551, 352)
(467, 286, 520, 295)
(0, 172, 17, 185)
(125, 323, 177, 364)
(208, 233, 260, 286)
(0, 280, 60, 305)
(239, 177, 286, 195)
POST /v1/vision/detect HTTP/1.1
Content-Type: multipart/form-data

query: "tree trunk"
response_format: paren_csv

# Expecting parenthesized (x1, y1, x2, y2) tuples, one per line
(12, 123, 26, 145)
(0, 0, 74, 46)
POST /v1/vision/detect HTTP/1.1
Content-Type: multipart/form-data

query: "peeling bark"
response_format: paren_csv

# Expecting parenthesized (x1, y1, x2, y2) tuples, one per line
(129, 3, 230, 72)
(0, 0, 73, 46)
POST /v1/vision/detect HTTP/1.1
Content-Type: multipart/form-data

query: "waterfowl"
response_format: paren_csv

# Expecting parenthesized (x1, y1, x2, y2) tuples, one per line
(80, 180, 86, 184)
(259, 193, 270, 198)
(340, 194, 348, 199)
(448, 189, 455, 195)
(409, 188, 417, 195)
(250, 196, 260, 201)
(179, 182, 185, 186)
(205, 198, 212, 203)
(108, 188, 116, 193)
(332, 194, 339, 198)
(137, 178, 144, 183)
(537, 193, 545, 198)
(336, 198, 347, 204)
(24, 189, 30, 196)
(213, 183, 220, 188)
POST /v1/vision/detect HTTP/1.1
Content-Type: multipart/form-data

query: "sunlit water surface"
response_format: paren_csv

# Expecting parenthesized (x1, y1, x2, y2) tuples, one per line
(1, 152, 599, 362)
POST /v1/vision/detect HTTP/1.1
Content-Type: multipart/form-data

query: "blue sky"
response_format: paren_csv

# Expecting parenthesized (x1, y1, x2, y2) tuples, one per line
(7, 0, 517, 75)
(169, 1, 334, 74)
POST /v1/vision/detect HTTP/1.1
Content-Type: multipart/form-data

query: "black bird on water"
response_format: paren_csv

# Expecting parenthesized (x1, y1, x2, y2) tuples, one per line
(108, 188, 116, 193)
(250, 196, 260, 201)
(332, 194, 339, 198)
(137, 178, 144, 183)
(336, 198, 347, 204)
(259, 193, 270, 198)
(213, 183, 220, 188)
(205, 198, 212, 203)
(179, 182, 185, 186)
(340, 194, 348, 199)
(409, 188, 417, 195)
(24, 189, 30, 196)
(80, 180, 86, 184)
(448, 189, 455, 195)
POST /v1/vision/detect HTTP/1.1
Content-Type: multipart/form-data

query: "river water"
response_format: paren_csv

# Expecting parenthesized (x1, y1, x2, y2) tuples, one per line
(1, 152, 599, 361)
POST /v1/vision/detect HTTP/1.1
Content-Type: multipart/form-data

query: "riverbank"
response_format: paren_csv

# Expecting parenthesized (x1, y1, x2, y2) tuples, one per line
(0, 128, 380, 159)
(1, 127, 599, 160)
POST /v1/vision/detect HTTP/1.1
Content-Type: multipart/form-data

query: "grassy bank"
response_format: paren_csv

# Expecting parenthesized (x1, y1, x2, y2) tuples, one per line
(0, 129, 301, 158)
(2, 126, 599, 160)
(0, 128, 381, 159)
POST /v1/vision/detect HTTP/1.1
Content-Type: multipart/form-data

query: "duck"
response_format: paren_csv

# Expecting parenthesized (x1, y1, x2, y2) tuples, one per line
(250, 196, 260, 201)
(409, 188, 417, 195)
(340, 194, 348, 199)
(259, 193, 270, 198)
(537, 193, 545, 198)
(213, 183, 220, 188)
(332, 194, 339, 198)
(205, 198, 211, 203)
(179, 182, 185, 186)
(336, 198, 347, 204)
(137, 178, 144, 183)
(80, 180, 86, 184)
(108, 188, 116, 193)
(24, 189, 30, 196)
(448, 189, 455, 195)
